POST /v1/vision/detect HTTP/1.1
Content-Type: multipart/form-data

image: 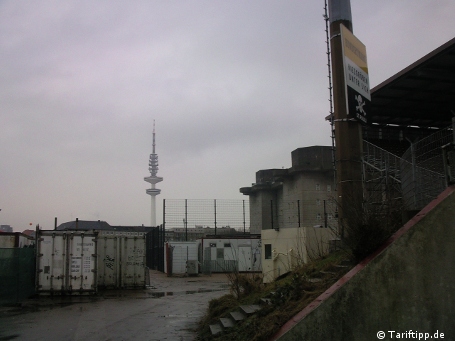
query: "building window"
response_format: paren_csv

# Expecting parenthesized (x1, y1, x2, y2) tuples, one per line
(317, 213, 322, 221)
(316, 199, 321, 205)
(316, 184, 320, 191)
(328, 214, 333, 221)
(224, 243, 231, 248)
(327, 185, 331, 192)
(209, 243, 216, 247)
(265, 244, 272, 259)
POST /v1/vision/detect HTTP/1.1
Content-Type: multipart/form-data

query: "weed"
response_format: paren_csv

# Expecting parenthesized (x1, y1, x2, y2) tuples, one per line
(226, 272, 262, 300)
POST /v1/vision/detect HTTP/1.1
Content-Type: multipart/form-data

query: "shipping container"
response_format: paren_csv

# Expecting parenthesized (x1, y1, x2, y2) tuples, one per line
(36, 230, 97, 295)
(97, 231, 147, 289)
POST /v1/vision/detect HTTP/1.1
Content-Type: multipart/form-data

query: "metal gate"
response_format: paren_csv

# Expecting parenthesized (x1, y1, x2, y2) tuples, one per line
(146, 225, 165, 272)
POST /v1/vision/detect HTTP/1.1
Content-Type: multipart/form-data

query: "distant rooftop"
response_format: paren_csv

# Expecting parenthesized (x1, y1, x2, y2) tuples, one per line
(56, 220, 156, 232)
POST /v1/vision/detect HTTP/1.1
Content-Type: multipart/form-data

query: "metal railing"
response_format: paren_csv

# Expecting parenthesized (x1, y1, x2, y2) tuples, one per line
(363, 141, 403, 209)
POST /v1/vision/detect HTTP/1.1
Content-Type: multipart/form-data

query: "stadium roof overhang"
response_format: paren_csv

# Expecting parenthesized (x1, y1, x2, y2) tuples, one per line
(369, 37, 455, 129)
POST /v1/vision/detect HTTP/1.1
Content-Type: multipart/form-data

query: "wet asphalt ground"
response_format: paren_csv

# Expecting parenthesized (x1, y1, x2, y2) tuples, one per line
(0, 271, 230, 341)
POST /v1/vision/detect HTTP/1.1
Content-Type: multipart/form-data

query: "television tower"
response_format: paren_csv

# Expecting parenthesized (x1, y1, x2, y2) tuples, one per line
(144, 120, 163, 227)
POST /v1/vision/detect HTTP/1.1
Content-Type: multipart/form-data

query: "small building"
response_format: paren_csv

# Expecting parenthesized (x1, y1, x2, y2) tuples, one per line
(0, 225, 13, 233)
(261, 226, 335, 283)
(56, 219, 155, 234)
(240, 146, 337, 283)
(200, 235, 262, 273)
(0, 232, 34, 248)
(163, 235, 262, 275)
(164, 241, 199, 275)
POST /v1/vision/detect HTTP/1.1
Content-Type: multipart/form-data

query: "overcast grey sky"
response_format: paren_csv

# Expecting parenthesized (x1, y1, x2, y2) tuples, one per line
(1, 1, 454, 231)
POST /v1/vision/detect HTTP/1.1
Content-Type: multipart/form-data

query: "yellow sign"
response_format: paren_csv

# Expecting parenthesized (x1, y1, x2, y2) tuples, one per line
(340, 24, 370, 123)
(341, 25, 368, 74)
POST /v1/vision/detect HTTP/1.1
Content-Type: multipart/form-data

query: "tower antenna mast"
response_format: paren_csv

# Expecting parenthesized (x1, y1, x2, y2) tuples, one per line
(144, 120, 163, 226)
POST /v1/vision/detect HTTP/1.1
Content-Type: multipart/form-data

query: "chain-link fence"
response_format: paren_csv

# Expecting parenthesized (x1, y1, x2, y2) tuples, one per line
(443, 142, 455, 185)
(401, 126, 452, 211)
(362, 125, 453, 213)
(163, 199, 250, 235)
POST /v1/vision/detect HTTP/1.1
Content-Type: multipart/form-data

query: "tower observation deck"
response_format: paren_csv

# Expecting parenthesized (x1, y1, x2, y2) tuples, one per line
(144, 121, 163, 226)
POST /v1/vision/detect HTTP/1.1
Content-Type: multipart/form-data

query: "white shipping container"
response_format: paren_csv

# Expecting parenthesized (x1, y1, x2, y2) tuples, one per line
(36, 230, 97, 294)
(97, 231, 146, 288)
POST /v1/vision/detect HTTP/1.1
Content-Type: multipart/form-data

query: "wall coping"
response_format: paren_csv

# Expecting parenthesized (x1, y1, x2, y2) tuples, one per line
(270, 185, 455, 340)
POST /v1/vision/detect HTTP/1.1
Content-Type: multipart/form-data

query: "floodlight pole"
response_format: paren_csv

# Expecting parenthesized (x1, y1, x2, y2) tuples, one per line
(329, 0, 364, 238)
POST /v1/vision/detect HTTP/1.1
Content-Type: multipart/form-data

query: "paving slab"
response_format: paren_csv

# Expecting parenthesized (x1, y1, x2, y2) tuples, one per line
(230, 311, 246, 322)
(209, 323, 223, 336)
(240, 304, 261, 315)
(220, 317, 235, 328)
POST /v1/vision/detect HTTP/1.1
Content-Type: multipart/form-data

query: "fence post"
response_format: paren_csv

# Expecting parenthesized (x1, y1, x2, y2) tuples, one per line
(163, 199, 166, 230)
(297, 200, 301, 227)
(410, 141, 417, 210)
(270, 200, 274, 230)
(243, 200, 246, 234)
(452, 115, 455, 144)
(214, 199, 217, 236)
(324, 200, 328, 228)
(185, 199, 188, 241)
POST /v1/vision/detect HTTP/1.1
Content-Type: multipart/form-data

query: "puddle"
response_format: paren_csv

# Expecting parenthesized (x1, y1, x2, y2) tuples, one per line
(1, 299, 95, 317)
(148, 288, 227, 298)
(0, 334, 20, 340)
(0, 286, 230, 316)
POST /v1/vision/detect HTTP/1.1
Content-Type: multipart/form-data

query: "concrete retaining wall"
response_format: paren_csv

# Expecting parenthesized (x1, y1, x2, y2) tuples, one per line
(273, 186, 455, 340)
